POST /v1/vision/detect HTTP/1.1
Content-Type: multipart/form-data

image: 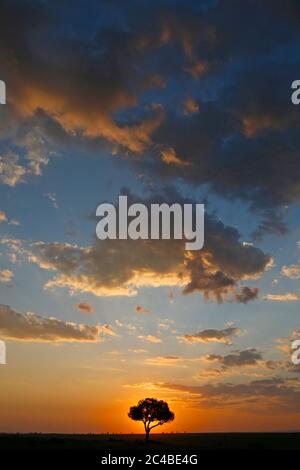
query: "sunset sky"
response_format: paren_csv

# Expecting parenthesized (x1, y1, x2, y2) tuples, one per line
(1, 0, 300, 433)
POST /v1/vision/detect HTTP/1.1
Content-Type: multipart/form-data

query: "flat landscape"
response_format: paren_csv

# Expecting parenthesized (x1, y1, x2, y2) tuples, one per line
(1, 433, 300, 451)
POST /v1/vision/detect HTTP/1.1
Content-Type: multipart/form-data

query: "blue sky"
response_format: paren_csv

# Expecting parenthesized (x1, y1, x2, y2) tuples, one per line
(1, 0, 300, 432)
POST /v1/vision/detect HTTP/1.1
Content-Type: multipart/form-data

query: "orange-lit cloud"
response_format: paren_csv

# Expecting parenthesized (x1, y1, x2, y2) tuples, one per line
(179, 327, 241, 345)
(0, 304, 116, 342)
(138, 334, 162, 344)
(76, 302, 95, 314)
(263, 293, 299, 302)
(160, 147, 191, 167)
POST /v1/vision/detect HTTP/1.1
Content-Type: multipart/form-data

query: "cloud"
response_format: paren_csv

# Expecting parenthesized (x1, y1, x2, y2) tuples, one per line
(25, 189, 270, 303)
(128, 376, 300, 411)
(183, 97, 199, 115)
(234, 286, 260, 304)
(0, 211, 7, 222)
(145, 356, 183, 366)
(0, 0, 166, 167)
(75, 302, 95, 314)
(179, 327, 241, 345)
(281, 264, 300, 279)
(45, 192, 58, 209)
(205, 348, 263, 367)
(135, 305, 150, 314)
(0, 210, 19, 226)
(160, 147, 191, 167)
(0, 269, 13, 284)
(263, 293, 299, 302)
(138, 334, 162, 344)
(0, 0, 300, 238)
(0, 304, 116, 342)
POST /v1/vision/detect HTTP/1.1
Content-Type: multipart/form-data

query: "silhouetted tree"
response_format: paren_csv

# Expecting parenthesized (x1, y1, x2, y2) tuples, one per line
(128, 398, 174, 442)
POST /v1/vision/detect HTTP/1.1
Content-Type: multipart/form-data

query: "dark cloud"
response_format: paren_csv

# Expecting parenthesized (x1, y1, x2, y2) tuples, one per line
(25, 189, 270, 302)
(234, 287, 259, 304)
(206, 348, 263, 367)
(155, 376, 300, 411)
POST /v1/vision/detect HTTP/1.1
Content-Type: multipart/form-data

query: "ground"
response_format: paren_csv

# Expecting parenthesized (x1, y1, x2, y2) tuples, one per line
(0, 433, 300, 451)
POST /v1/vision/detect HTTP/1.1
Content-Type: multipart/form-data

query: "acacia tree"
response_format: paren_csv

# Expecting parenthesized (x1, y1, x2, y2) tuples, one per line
(128, 398, 175, 442)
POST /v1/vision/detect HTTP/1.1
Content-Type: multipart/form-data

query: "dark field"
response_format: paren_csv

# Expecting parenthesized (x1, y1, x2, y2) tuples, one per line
(1, 432, 300, 451)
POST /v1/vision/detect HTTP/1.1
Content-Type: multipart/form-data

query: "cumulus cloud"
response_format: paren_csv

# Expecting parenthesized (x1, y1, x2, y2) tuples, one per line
(179, 327, 241, 345)
(23, 189, 270, 303)
(0, 0, 299, 237)
(0, 304, 115, 342)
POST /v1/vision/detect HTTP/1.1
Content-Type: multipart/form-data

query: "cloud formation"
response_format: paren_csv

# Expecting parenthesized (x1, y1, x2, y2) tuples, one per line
(22, 189, 271, 303)
(138, 334, 162, 344)
(0, 304, 115, 342)
(263, 293, 299, 302)
(179, 327, 241, 345)
(0, 269, 13, 284)
(281, 264, 300, 279)
(205, 349, 263, 368)
(76, 302, 95, 314)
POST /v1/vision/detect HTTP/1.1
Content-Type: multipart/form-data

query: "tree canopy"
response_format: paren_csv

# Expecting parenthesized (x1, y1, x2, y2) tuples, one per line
(128, 398, 174, 441)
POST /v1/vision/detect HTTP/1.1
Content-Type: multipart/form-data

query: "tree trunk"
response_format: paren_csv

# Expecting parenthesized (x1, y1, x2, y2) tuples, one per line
(145, 429, 150, 443)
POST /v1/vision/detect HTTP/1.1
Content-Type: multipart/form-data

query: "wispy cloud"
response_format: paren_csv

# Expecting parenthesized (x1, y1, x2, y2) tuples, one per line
(263, 293, 299, 302)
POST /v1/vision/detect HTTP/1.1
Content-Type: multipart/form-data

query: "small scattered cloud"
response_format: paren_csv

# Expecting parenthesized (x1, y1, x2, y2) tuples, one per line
(234, 286, 259, 304)
(0, 269, 13, 284)
(179, 327, 241, 345)
(44, 192, 58, 209)
(0, 211, 7, 222)
(281, 263, 300, 279)
(183, 97, 199, 115)
(75, 302, 95, 314)
(138, 334, 162, 344)
(160, 147, 191, 167)
(263, 293, 299, 302)
(135, 305, 150, 314)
